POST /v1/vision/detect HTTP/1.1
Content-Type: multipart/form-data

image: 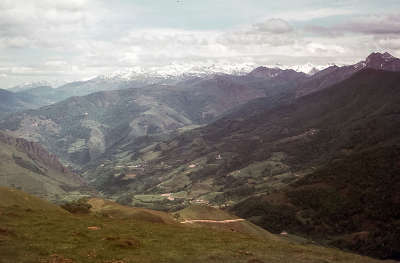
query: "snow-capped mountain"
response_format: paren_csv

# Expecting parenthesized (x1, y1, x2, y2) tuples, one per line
(8, 81, 54, 92)
(94, 62, 257, 82)
(265, 63, 333, 75)
(9, 53, 399, 102)
(8, 80, 67, 92)
(91, 61, 332, 87)
(6, 61, 332, 95)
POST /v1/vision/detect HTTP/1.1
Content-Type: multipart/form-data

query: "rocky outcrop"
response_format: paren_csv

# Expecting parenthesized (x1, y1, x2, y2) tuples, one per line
(0, 131, 70, 174)
(365, 52, 400, 71)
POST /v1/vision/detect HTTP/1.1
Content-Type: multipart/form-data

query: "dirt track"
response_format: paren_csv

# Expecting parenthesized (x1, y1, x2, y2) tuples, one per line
(180, 219, 245, 224)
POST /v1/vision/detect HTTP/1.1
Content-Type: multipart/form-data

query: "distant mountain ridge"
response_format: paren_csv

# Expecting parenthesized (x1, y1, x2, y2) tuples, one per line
(296, 52, 400, 97)
(0, 68, 305, 170)
(248, 67, 307, 80)
(8, 80, 56, 92)
(2, 52, 397, 116)
(0, 88, 42, 117)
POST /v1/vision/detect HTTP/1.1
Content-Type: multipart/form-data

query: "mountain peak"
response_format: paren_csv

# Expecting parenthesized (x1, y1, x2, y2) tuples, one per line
(366, 52, 396, 62)
(364, 52, 400, 71)
(248, 66, 285, 79)
(382, 52, 395, 58)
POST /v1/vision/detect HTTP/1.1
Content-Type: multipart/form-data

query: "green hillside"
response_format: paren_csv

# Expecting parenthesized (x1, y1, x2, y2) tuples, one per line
(0, 187, 385, 263)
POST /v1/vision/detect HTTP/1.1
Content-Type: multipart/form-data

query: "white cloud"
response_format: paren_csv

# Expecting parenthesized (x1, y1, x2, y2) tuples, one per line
(375, 37, 400, 49)
(253, 19, 293, 34)
(305, 13, 400, 36)
(267, 8, 357, 21)
(0, 0, 100, 49)
(0, 1, 400, 88)
(338, 13, 400, 35)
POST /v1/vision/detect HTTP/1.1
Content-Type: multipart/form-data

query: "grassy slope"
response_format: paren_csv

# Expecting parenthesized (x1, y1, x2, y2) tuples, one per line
(86, 197, 175, 224)
(174, 205, 279, 240)
(0, 187, 385, 263)
(176, 205, 240, 221)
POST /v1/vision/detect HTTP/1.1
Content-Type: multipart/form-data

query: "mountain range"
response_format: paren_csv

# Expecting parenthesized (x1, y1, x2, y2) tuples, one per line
(0, 52, 400, 260)
(0, 68, 306, 170)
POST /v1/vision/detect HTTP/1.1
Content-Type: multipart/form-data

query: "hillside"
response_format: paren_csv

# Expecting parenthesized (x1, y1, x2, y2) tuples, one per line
(85, 69, 400, 258)
(0, 89, 40, 117)
(0, 187, 386, 263)
(0, 86, 68, 117)
(16, 86, 71, 106)
(174, 205, 278, 240)
(232, 146, 400, 259)
(0, 70, 305, 170)
(2, 59, 399, 259)
(0, 131, 83, 201)
(296, 52, 400, 97)
(89, 68, 399, 202)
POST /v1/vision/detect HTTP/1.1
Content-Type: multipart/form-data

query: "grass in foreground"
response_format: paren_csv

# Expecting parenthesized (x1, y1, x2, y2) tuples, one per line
(0, 187, 384, 263)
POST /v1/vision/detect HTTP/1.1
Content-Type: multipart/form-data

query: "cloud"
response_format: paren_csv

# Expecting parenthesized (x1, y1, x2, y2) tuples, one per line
(268, 8, 357, 22)
(253, 19, 293, 34)
(0, 1, 400, 88)
(0, 0, 99, 49)
(305, 13, 400, 36)
(374, 36, 400, 50)
(337, 13, 400, 35)
(217, 18, 297, 49)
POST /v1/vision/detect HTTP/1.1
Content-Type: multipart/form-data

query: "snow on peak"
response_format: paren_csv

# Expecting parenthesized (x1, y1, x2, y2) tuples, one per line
(94, 62, 257, 82)
(93, 62, 333, 83)
(354, 61, 367, 70)
(265, 63, 332, 75)
(9, 80, 53, 91)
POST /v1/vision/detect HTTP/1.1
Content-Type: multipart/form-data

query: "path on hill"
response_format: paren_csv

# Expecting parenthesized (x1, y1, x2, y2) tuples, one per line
(180, 219, 245, 224)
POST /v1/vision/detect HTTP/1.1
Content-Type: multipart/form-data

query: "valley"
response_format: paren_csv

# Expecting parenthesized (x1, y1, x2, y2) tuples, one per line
(1, 52, 400, 261)
(2, 0, 400, 261)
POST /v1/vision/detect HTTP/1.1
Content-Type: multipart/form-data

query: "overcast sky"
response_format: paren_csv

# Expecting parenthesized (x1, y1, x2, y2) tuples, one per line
(1, 0, 400, 88)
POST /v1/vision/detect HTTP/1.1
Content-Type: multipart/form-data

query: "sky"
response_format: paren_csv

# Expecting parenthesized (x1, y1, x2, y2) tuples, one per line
(1, 0, 400, 88)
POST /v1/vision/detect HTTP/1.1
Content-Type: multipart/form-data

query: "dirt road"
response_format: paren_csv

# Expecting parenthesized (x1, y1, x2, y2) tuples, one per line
(180, 219, 245, 224)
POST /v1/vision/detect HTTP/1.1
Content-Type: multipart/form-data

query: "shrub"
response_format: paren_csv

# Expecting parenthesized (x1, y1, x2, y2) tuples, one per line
(61, 199, 92, 214)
